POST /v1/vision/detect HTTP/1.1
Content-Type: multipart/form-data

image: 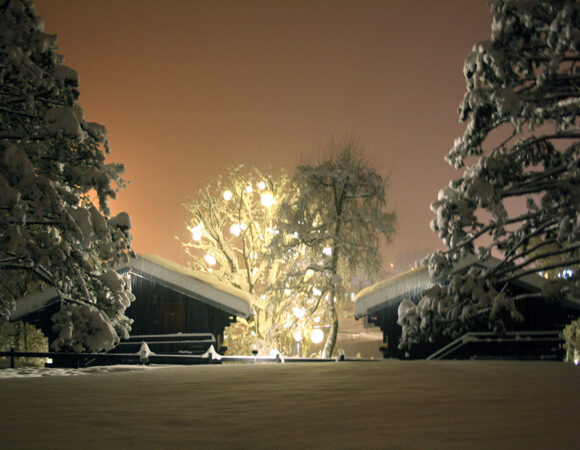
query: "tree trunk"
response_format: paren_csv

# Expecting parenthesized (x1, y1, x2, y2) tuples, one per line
(321, 296, 338, 358)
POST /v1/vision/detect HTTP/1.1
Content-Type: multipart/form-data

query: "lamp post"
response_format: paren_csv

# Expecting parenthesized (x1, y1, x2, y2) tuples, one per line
(293, 329, 302, 357)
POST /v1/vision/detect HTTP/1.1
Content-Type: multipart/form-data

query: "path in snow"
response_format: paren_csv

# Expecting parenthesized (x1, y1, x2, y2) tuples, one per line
(1, 360, 578, 449)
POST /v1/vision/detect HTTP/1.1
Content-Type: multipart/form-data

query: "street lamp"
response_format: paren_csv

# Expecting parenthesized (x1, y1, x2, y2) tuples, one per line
(293, 329, 302, 357)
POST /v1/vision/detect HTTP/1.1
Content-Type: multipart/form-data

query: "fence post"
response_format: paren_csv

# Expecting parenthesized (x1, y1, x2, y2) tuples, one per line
(10, 347, 15, 369)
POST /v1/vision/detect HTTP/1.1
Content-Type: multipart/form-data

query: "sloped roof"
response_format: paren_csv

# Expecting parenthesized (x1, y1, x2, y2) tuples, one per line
(354, 266, 431, 319)
(10, 255, 252, 321)
(125, 254, 252, 318)
(354, 255, 580, 318)
(10, 287, 61, 321)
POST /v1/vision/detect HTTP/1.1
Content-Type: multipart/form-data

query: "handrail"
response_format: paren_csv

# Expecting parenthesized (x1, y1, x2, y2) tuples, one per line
(0, 348, 375, 368)
(427, 330, 564, 360)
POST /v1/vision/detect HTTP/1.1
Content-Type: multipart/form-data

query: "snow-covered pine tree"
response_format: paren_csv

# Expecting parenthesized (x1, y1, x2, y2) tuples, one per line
(0, 0, 134, 352)
(272, 143, 396, 358)
(398, 0, 580, 349)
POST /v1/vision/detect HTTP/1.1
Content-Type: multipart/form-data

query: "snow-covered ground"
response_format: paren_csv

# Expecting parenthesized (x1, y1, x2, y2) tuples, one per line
(1, 360, 578, 449)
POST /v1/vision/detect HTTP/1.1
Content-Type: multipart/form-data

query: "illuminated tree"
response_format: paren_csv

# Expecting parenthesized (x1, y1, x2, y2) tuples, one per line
(272, 144, 397, 358)
(399, 0, 580, 349)
(181, 166, 296, 354)
(0, 0, 134, 352)
(0, 320, 48, 367)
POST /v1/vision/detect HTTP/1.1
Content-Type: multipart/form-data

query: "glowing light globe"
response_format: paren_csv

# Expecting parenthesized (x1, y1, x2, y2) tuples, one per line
(191, 224, 203, 242)
(230, 223, 241, 237)
(311, 328, 324, 344)
(260, 192, 275, 207)
(293, 330, 302, 343)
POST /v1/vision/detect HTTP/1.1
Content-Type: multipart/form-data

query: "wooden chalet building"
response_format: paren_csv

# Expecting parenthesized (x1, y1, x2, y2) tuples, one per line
(10, 254, 252, 355)
(355, 256, 580, 360)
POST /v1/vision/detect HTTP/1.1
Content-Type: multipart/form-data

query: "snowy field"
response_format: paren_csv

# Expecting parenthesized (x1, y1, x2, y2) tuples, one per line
(1, 361, 579, 449)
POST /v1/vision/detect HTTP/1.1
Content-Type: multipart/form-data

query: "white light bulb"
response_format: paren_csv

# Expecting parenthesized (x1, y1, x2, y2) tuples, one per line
(292, 307, 305, 319)
(191, 224, 203, 242)
(230, 223, 241, 237)
(293, 330, 302, 343)
(311, 328, 324, 344)
(261, 192, 275, 207)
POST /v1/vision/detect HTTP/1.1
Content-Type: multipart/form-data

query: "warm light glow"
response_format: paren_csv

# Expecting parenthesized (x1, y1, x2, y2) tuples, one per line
(191, 224, 204, 242)
(230, 223, 241, 237)
(258, 181, 267, 190)
(312, 287, 322, 297)
(322, 247, 332, 256)
(313, 316, 321, 323)
(311, 328, 324, 344)
(204, 253, 216, 266)
(260, 192, 275, 207)
(223, 190, 233, 201)
(292, 306, 305, 319)
(245, 185, 253, 194)
(293, 330, 302, 343)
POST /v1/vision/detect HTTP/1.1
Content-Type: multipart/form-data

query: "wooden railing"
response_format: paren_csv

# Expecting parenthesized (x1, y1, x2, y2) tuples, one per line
(0, 347, 374, 368)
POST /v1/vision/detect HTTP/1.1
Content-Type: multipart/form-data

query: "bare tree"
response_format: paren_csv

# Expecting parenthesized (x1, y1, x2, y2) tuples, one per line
(181, 166, 295, 354)
(272, 143, 396, 357)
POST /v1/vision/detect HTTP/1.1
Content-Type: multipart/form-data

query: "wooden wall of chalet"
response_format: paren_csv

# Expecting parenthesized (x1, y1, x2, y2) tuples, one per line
(17, 301, 61, 348)
(127, 276, 236, 344)
(369, 284, 579, 359)
(369, 306, 449, 359)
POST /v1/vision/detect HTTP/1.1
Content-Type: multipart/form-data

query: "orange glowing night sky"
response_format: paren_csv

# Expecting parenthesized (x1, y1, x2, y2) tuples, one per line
(33, 0, 492, 270)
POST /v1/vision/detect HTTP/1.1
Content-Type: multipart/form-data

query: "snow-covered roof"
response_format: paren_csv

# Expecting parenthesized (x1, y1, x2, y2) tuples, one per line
(354, 266, 432, 319)
(354, 255, 580, 318)
(125, 254, 252, 318)
(11, 255, 252, 321)
(10, 287, 61, 321)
